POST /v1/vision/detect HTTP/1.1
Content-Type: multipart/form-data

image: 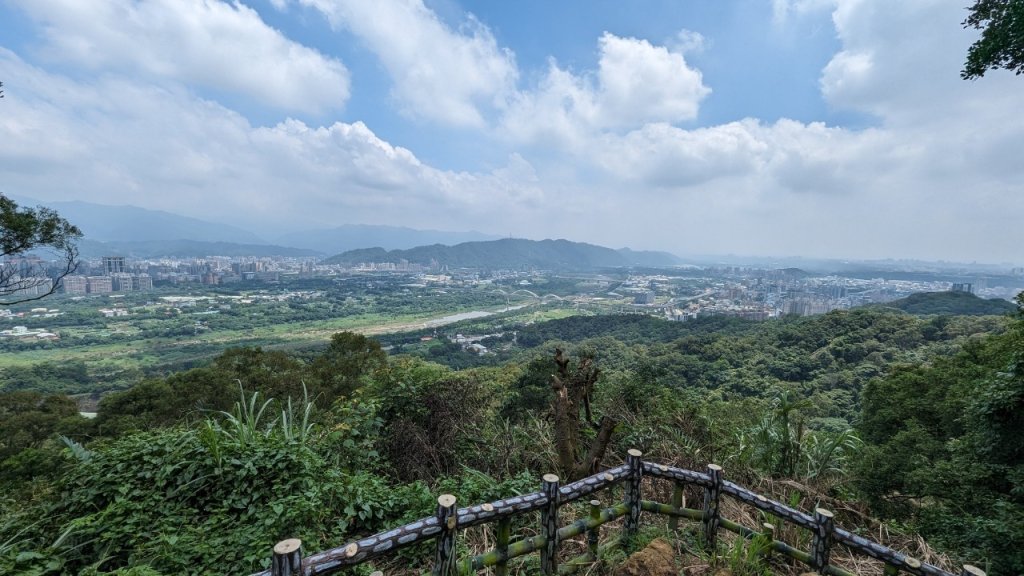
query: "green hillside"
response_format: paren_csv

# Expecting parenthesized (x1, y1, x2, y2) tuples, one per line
(322, 238, 681, 269)
(2, 302, 1019, 574)
(884, 290, 1016, 315)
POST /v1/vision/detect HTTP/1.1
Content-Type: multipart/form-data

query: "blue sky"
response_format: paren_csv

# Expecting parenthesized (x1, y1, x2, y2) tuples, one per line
(0, 0, 1022, 263)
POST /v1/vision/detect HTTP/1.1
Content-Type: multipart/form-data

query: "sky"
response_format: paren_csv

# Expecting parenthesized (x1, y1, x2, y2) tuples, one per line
(0, 0, 1022, 263)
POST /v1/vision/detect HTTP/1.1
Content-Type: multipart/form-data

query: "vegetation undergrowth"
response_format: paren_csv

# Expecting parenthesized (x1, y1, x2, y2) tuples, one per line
(1, 299, 1020, 574)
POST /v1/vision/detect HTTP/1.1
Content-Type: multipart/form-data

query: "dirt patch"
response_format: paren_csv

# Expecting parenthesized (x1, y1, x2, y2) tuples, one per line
(613, 538, 678, 576)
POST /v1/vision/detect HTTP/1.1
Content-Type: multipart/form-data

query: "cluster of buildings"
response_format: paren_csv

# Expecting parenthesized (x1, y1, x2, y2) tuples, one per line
(79, 255, 322, 286)
(0, 324, 59, 340)
(61, 256, 153, 295)
(612, 268, 1018, 322)
(1, 255, 56, 299)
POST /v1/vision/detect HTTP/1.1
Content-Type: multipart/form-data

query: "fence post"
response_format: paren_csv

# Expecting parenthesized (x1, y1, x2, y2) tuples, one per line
(540, 473, 561, 575)
(810, 507, 834, 574)
(702, 464, 723, 550)
(433, 494, 458, 576)
(495, 516, 511, 576)
(588, 499, 601, 560)
(271, 538, 302, 576)
(962, 566, 986, 576)
(668, 480, 685, 531)
(623, 449, 644, 549)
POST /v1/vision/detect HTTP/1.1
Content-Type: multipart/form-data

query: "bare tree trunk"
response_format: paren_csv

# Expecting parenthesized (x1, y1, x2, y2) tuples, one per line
(573, 415, 616, 479)
(550, 348, 617, 480)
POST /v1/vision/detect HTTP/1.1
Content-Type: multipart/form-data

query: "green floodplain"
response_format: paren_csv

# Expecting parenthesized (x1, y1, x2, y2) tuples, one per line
(0, 275, 594, 398)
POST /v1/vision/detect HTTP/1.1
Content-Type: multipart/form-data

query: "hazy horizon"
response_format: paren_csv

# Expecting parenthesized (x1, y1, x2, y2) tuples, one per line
(1, 0, 1022, 263)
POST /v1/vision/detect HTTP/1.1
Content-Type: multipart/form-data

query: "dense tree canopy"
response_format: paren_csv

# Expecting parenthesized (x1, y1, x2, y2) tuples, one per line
(1, 300, 1017, 573)
(962, 0, 1024, 79)
(856, 304, 1024, 573)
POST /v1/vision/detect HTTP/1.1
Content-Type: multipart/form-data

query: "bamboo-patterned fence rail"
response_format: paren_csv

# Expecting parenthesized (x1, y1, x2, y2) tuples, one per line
(253, 449, 985, 576)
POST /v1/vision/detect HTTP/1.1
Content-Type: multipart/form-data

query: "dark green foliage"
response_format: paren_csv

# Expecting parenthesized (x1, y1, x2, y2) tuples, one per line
(311, 332, 388, 401)
(212, 347, 308, 402)
(500, 355, 558, 421)
(372, 359, 496, 481)
(514, 313, 747, 349)
(2, 299, 1019, 574)
(0, 361, 91, 394)
(0, 392, 81, 461)
(963, 0, 1024, 79)
(93, 368, 238, 436)
(92, 334, 390, 435)
(882, 291, 1016, 316)
(855, 310, 1024, 572)
(1, 405, 431, 575)
(0, 392, 88, 487)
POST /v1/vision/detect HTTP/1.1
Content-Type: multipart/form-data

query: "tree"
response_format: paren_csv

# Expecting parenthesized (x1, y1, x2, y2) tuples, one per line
(962, 0, 1024, 79)
(550, 347, 617, 480)
(311, 332, 388, 400)
(0, 194, 82, 305)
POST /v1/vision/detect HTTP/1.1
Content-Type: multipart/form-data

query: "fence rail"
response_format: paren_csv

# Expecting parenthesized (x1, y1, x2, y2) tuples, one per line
(252, 450, 984, 576)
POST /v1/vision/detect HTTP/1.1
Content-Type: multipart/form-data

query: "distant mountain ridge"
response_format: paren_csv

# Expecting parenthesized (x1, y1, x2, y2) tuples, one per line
(78, 239, 321, 259)
(274, 224, 499, 254)
(7, 196, 502, 255)
(322, 238, 682, 269)
(27, 199, 266, 244)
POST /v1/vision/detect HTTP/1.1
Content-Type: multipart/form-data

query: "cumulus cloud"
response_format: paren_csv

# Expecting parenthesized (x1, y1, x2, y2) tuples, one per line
(822, 0, 1024, 125)
(286, 0, 518, 128)
(502, 32, 710, 147)
(559, 0, 1024, 261)
(0, 49, 539, 233)
(8, 0, 350, 114)
(2, 0, 1022, 262)
(596, 33, 711, 128)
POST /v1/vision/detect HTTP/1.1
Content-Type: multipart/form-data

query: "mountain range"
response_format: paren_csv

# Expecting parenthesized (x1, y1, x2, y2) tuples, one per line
(8, 197, 679, 266)
(273, 225, 498, 254)
(8, 196, 501, 257)
(322, 238, 682, 270)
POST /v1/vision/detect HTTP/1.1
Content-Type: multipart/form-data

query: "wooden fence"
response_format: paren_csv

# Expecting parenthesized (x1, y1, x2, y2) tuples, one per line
(253, 450, 986, 576)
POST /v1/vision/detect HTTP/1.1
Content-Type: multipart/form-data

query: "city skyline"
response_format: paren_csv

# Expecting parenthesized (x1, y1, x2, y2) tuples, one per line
(1, 0, 1022, 263)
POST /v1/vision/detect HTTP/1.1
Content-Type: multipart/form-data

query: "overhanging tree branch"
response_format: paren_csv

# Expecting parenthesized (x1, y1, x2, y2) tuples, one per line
(962, 0, 1024, 79)
(0, 194, 82, 305)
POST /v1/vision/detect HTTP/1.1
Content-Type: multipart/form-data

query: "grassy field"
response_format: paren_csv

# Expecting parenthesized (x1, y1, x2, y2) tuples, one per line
(0, 300, 605, 372)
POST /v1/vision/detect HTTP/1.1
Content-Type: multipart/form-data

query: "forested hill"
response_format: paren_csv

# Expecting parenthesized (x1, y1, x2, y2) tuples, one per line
(2, 301, 1020, 573)
(321, 238, 681, 269)
(881, 290, 1016, 316)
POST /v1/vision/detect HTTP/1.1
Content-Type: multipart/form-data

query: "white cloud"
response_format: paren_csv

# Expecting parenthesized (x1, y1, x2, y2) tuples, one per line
(2, 0, 1023, 263)
(502, 32, 710, 147)
(8, 0, 350, 114)
(670, 29, 708, 55)
(772, 0, 837, 24)
(558, 0, 1024, 261)
(822, 0, 1024, 125)
(288, 0, 518, 128)
(596, 33, 711, 128)
(0, 49, 539, 233)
